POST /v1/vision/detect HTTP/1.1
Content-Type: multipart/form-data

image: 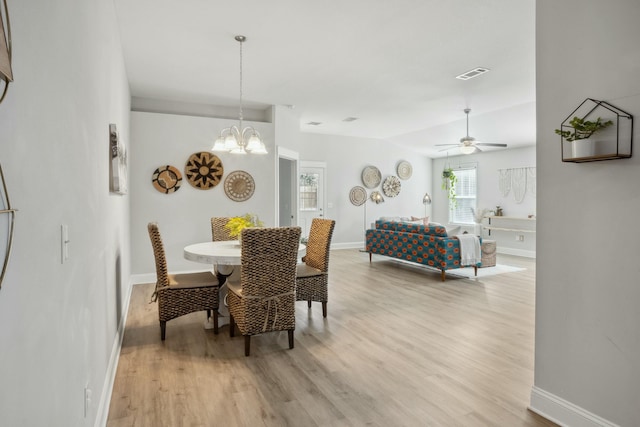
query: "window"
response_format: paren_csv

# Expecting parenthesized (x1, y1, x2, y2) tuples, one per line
(449, 167, 477, 224)
(299, 173, 319, 211)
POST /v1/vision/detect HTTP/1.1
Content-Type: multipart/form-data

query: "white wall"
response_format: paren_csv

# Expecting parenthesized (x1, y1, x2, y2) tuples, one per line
(299, 133, 432, 246)
(432, 146, 537, 257)
(0, 1, 131, 426)
(532, 1, 640, 425)
(130, 112, 275, 276)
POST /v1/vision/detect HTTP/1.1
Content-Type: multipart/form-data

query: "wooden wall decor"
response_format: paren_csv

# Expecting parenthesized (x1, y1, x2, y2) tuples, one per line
(152, 165, 182, 194)
(223, 170, 255, 202)
(184, 152, 224, 190)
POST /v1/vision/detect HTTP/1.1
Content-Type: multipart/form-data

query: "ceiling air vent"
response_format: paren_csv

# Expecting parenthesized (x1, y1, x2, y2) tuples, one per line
(342, 117, 359, 122)
(306, 121, 322, 126)
(455, 67, 490, 80)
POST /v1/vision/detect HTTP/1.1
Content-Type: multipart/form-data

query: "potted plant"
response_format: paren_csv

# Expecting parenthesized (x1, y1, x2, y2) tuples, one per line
(225, 213, 264, 243)
(441, 167, 457, 206)
(555, 116, 613, 158)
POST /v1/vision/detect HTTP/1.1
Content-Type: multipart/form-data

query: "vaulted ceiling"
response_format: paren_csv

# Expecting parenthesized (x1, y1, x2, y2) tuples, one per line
(113, 0, 536, 157)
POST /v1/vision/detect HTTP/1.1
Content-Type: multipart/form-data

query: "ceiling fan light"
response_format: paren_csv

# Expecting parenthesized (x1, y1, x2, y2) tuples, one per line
(460, 145, 476, 155)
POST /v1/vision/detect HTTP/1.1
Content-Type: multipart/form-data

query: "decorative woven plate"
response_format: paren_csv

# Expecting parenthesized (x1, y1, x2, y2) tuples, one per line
(224, 170, 255, 202)
(361, 166, 381, 189)
(382, 175, 401, 197)
(184, 152, 224, 190)
(349, 186, 367, 206)
(397, 161, 413, 180)
(151, 165, 182, 194)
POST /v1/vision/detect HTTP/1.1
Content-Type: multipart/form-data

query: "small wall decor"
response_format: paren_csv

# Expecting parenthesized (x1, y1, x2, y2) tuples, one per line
(184, 152, 224, 189)
(396, 160, 412, 180)
(556, 98, 633, 162)
(349, 186, 367, 206)
(109, 124, 127, 195)
(382, 175, 401, 197)
(370, 191, 384, 204)
(0, 0, 13, 104)
(361, 166, 381, 189)
(0, 163, 16, 289)
(223, 170, 255, 202)
(152, 165, 182, 194)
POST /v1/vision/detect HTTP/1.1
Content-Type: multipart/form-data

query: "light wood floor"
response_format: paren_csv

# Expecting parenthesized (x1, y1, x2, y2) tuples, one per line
(107, 250, 556, 427)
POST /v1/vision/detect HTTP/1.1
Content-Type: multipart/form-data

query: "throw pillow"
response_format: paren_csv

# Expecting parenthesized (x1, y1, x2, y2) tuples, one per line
(411, 216, 429, 225)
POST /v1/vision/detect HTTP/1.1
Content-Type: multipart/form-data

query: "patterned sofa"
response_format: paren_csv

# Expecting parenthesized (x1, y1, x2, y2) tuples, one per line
(365, 220, 479, 281)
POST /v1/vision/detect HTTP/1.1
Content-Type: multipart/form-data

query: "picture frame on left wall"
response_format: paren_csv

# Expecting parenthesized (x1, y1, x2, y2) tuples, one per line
(109, 123, 127, 195)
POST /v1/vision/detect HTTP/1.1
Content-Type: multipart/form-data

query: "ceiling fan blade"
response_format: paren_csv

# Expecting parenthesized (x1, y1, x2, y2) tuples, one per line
(438, 147, 454, 152)
(474, 146, 483, 153)
(435, 144, 459, 147)
(476, 143, 508, 147)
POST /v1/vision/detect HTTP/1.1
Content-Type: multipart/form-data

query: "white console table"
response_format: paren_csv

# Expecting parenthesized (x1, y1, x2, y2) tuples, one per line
(483, 216, 536, 236)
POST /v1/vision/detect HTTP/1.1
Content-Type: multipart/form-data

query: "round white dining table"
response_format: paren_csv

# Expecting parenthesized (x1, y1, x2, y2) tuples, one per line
(183, 241, 306, 328)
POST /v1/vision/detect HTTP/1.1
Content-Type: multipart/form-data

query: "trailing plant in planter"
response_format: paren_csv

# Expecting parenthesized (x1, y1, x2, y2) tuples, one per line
(555, 116, 613, 141)
(441, 168, 457, 206)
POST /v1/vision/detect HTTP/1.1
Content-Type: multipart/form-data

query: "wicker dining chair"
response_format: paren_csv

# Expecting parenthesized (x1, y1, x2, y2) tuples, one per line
(211, 217, 237, 242)
(296, 218, 335, 317)
(147, 222, 220, 340)
(227, 226, 301, 356)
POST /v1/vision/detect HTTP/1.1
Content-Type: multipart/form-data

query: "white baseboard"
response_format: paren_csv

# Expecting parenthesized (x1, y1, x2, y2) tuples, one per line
(94, 281, 134, 427)
(497, 246, 536, 258)
(529, 386, 619, 427)
(131, 272, 156, 285)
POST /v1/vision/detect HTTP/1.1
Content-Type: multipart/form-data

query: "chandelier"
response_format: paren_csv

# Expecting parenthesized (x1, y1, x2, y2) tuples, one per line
(212, 35, 267, 155)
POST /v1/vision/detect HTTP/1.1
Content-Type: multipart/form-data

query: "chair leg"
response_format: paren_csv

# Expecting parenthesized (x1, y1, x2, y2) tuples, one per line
(322, 302, 327, 318)
(229, 314, 235, 337)
(307, 300, 311, 308)
(441, 270, 446, 282)
(206, 309, 211, 319)
(474, 265, 478, 276)
(288, 330, 294, 349)
(244, 335, 251, 356)
(160, 321, 166, 341)
(213, 311, 219, 335)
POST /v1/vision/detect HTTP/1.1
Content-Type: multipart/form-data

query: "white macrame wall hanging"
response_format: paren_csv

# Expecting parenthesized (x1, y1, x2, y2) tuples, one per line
(498, 167, 536, 204)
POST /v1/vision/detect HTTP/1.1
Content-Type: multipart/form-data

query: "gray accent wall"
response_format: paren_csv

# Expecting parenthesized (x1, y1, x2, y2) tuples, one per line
(532, 1, 640, 425)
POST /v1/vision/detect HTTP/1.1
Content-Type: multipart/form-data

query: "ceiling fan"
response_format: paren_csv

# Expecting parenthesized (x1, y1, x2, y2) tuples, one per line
(436, 108, 508, 154)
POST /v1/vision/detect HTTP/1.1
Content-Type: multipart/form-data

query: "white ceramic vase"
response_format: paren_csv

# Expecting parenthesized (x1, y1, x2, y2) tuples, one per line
(571, 138, 594, 158)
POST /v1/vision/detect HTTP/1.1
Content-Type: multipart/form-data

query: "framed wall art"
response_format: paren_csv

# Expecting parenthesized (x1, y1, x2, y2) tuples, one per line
(109, 124, 127, 195)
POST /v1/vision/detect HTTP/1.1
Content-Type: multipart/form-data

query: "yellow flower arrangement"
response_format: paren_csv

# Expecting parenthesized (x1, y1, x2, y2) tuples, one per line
(225, 214, 264, 238)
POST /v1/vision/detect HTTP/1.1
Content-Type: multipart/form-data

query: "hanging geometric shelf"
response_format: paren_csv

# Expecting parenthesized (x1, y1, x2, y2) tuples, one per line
(0, 163, 16, 289)
(558, 98, 633, 163)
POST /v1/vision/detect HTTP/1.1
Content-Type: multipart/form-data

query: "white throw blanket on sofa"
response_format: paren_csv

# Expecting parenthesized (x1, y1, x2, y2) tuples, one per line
(456, 234, 482, 266)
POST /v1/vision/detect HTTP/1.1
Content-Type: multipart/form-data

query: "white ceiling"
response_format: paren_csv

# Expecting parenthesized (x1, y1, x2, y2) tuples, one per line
(113, 0, 536, 157)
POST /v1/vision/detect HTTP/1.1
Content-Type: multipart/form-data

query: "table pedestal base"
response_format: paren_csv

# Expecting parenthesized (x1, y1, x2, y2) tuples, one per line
(203, 282, 230, 329)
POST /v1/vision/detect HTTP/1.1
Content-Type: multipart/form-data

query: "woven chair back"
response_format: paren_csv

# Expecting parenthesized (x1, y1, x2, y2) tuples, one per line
(211, 217, 237, 241)
(240, 227, 301, 297)
(304, 218, 335, 272)
(147, 223, 169, 288)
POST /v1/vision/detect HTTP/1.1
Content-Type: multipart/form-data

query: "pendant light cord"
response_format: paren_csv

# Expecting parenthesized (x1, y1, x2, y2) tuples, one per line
(238, 37, 244, 130)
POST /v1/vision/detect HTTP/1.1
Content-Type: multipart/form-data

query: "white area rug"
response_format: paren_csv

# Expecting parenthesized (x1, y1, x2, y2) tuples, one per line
(446, 264, 526, 279)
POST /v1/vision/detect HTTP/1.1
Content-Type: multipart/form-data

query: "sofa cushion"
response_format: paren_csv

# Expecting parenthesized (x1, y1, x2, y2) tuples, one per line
(375, 220, 448, 237)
